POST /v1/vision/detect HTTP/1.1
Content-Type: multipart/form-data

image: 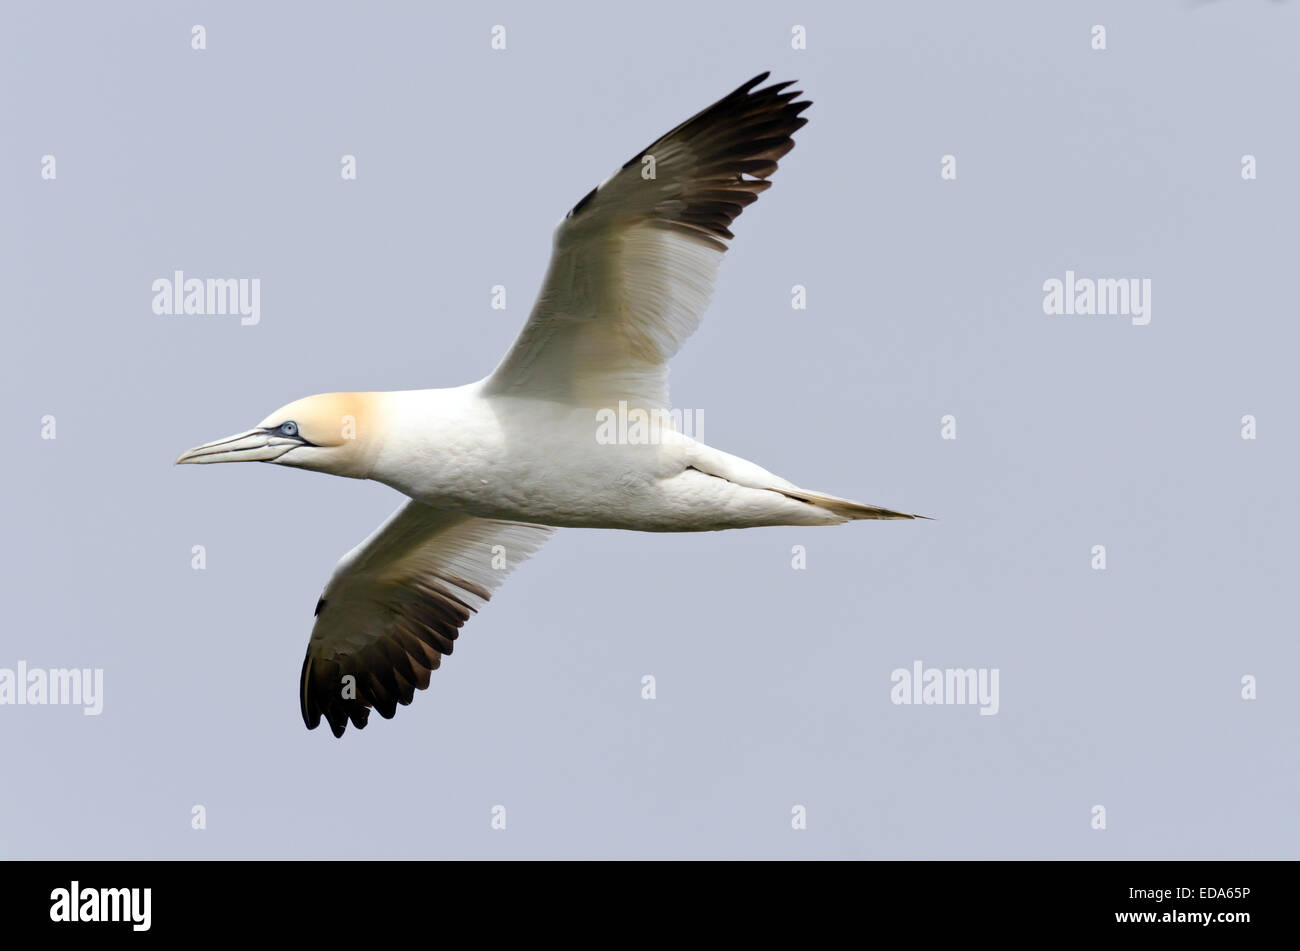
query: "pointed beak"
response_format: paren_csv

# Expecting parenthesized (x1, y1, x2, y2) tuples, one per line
(174, 429, 302, 465)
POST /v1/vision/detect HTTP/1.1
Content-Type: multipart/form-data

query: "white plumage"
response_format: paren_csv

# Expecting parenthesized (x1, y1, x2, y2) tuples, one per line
(176, 73, 924, 737)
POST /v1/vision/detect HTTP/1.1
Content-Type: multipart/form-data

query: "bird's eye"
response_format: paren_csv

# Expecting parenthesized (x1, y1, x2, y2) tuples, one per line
(279, 421, 299, 437)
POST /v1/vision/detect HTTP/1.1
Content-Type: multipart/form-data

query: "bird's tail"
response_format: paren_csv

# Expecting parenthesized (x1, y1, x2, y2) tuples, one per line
(776, 487, 929, 521)
(682, 442, 929, 522)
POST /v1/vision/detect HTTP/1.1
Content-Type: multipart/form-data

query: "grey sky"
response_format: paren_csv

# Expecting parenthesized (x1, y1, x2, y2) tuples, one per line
(2, 0, 1296, 858)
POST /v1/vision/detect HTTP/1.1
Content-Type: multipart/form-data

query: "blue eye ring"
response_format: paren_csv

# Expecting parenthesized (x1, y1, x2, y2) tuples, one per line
(279, 421, 299, 437)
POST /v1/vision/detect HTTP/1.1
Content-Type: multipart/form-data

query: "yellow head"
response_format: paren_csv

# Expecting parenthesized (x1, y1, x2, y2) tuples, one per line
(175, 392, 383, 479)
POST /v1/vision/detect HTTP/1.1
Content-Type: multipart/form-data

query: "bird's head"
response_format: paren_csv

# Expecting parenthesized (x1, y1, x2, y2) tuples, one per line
(175, 392, 381, 478)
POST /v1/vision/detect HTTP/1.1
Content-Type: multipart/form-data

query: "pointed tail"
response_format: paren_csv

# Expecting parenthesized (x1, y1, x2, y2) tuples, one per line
(777, 487, 931, 521)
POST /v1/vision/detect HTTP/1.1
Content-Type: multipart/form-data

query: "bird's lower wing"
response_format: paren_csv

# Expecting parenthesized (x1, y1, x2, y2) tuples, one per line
(483, 72, 811, 411)
(300, 501, 552, 737)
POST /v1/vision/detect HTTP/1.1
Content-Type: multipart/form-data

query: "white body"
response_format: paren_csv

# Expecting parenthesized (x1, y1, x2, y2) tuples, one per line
(370, 385, 842, 531)
(175, 74, 923, 737)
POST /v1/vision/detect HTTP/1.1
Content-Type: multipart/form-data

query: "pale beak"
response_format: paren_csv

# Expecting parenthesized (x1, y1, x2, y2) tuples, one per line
(174, 429, 304, 465)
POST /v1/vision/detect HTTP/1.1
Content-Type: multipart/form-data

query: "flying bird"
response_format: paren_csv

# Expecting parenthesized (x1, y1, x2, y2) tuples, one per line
(176, 73, 926, 737)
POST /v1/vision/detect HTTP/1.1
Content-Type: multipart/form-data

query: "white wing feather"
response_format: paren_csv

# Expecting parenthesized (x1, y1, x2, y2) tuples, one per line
(485, 73, 811, 410)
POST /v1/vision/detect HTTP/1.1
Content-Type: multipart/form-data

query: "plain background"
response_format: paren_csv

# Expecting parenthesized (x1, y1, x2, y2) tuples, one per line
(2, 1, 1297, 859)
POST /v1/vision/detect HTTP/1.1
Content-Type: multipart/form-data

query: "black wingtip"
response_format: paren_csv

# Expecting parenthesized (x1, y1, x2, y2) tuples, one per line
(300, 655, 321, 730)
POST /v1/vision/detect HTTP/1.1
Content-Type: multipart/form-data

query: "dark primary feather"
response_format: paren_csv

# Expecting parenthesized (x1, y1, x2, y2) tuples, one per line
(566, 71, 811, 251)
(296, 504, 551, 738)
(299, 575, 489, 738)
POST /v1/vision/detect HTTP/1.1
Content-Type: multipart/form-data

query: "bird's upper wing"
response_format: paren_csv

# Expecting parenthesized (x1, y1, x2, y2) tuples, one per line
(300, 500, 552, 737)
(483, 72, 811, 411)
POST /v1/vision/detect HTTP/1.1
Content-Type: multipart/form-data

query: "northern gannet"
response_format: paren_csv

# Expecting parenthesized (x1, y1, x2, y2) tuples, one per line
(176, 73, 926, 737)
